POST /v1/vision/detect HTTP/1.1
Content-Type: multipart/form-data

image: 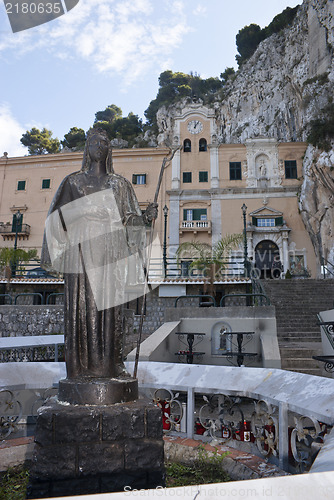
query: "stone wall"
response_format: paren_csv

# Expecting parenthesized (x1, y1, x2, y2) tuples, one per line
(0, 306, 64, 337)
(0, 283, 247, 356)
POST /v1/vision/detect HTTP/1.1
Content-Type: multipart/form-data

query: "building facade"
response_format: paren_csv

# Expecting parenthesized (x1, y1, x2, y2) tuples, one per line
(0, 103, 316, 278)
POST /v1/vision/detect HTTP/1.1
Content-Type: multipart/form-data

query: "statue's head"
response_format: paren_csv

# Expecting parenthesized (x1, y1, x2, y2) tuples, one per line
(82, 128, 114, 173)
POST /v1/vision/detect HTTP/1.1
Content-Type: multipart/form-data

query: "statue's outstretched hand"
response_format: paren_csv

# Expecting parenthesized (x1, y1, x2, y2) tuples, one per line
(143, 203, 158, 223)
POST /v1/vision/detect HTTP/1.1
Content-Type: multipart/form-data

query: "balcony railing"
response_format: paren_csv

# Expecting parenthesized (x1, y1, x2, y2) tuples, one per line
(180, 220, 211, 232)
(0, 224, 30, 240)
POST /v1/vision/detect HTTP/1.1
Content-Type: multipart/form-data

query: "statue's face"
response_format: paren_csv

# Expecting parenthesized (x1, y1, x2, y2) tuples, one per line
(88, 134, 109, 163)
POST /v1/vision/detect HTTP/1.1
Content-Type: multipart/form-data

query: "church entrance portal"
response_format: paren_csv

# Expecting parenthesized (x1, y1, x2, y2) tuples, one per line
(255, 240, 281, 278)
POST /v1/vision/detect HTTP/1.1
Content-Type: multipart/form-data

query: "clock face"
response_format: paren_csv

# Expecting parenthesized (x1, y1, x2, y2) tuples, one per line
(187, 120, 203, 134)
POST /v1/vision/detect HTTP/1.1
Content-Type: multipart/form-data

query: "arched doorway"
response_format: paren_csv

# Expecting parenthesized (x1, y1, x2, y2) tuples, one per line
(255, 240, 281, 278)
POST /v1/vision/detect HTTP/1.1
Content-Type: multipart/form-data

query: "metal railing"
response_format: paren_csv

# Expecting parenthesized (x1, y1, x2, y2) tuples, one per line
(174, 295, 217, 308)
(134, 362, 334, 473)
(0, 293, 13, 304)
(1, 256, 249, 281)
(46, 293, 65, 305)
(250, 268, 270, 306)
(148, 256, 246, 280)
(220, 293, 270, 307)
(317, 314, 334, 351)
(321, 256, 334, 278)
(0, 292, 64, 305)
(14, 293, 44, 305)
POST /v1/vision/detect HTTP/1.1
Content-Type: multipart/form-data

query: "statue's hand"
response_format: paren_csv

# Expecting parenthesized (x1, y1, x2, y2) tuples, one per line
(143, 203, 158, 223)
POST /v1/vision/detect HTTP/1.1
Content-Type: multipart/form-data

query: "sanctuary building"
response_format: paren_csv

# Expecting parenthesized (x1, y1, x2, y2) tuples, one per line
(0, 103, 316, 278)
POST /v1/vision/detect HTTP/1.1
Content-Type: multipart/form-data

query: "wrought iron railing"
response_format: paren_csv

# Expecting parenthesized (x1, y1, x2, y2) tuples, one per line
(220, 293, 270, 307)
(174, 295, 217, 307)
(0, 294, 13, 304)
(321, 256, 334, 278)
(135, 362, 334, 474)
(0, 292, 64, 305)
(1, 256, 248, 282)
(317, 314, 334, 351)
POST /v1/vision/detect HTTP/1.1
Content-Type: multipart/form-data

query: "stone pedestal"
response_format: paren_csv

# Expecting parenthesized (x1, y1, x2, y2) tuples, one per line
(28, 397, 165, 498)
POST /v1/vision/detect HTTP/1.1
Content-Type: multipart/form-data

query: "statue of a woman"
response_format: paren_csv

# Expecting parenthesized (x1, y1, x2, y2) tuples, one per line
(41, 129, 157, 380)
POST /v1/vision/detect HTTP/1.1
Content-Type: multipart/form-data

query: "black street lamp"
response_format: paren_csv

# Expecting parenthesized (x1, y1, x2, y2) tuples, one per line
(241, 203, 248, 276)
(11, 210, 23, 277)
(163, 205, 168, 278)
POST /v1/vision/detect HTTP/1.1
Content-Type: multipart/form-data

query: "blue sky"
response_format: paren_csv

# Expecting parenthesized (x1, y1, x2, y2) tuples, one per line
(0, 0, 301, 156)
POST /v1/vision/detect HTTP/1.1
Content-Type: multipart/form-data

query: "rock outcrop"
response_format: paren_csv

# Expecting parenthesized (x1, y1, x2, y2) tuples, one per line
(157, 0, 334, 267)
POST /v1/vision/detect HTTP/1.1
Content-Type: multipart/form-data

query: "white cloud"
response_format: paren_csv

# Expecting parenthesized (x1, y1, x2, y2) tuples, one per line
(0, 0, 192, 85)
(193, 4, 207, 16)
(0, 104, 26, 157)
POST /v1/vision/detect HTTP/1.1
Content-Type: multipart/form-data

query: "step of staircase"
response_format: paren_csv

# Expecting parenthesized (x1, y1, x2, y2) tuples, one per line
(278, 335, 322, 343)
(281, 357, 321, 369)
(279, 342, 322, 357)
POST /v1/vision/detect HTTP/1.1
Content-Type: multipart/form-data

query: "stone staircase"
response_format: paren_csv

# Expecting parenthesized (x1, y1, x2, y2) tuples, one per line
(261, 279, 334, 376)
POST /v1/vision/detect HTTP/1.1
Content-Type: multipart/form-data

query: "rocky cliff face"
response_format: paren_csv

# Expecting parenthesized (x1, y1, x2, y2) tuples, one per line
(301, 142, 334, 266)
(157, 0, 334, 269)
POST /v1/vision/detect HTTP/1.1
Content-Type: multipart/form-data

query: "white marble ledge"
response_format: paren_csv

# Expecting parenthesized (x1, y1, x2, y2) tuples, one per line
(42, 470, 334, 499)
(0, 335, 64, 349)
(0, 361, 66, 389)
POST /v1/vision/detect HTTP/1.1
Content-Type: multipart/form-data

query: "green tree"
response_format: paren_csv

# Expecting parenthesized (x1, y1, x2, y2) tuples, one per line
(93, 105, 143, 147)
(94, 104, 122, 124)
(263, 6, 299, 38)
(176, 234, 243, 296)
(112, 113, 143, 145)
(235, 6, 299, 67)
(20, 128, 61, 155)
(236, 24, 263, 66)
(61, 127, 86, 150)
(307, 103, 334, 152)
(0, 247, 38, 279)
(220, 67, 236, 84)
(145, 70, 223, 127)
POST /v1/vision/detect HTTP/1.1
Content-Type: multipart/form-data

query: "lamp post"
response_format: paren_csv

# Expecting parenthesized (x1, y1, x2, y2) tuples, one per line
(163, 205, 168, 278)
(241, 203, 248, 277)
(11, 210, 22, 277)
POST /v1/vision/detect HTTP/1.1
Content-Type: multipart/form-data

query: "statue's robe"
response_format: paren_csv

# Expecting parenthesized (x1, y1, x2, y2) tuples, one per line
(41, 171, 146, 378)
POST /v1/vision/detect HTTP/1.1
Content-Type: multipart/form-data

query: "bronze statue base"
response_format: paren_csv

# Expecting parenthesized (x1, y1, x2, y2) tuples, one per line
(58, 377, 139, 405)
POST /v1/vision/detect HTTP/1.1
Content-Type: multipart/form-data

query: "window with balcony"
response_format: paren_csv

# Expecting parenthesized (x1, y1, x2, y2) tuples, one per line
(199, 171, 208, 182)
(42, 178, 51, 189)
(17, 180, 26, 191)
(183, 139, 191, 152)
(180, 208, 210, 232)
(285, 160, 297, 179)
(199, 138, 207, 152)
(229, 162, 242, 180)
(132, 174, 146, 185)
(183, 172, 192, 183)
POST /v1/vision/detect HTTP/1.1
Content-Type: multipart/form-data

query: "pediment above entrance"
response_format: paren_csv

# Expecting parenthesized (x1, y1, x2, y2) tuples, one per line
(249, 206, 283, 217)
